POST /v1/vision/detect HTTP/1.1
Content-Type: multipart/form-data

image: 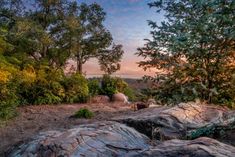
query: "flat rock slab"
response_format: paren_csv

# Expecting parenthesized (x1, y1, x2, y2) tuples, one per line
(7, 121, 235, 157)
(114, 102, 235, 140)
(7, 121, 150, 157)
(135, 137, 235, 157)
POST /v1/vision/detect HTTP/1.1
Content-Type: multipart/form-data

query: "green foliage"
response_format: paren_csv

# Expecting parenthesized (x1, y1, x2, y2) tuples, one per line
(18, 67, 65, 105)
(100, 75, 118, 98)
(187, 125, 216, 140)
(0, 55, 19, 120)
(115, 77, 128, 93)
(62, 73, 89, 103)
(61, 2, 124, 74)
(100, 75, 136, 101)
(0, 0, 124, 120)
(73, 108, 94, 119)
(22, 81, 63, 105)
(0, 81, 18, 120)
(123, 87, 136, 102)
(0, 100, 18, 120)
(137, 88, 157, 102)
(88, 79, 101, 97)
(98, 44, 124, 74)
(137, 0, 235, 105)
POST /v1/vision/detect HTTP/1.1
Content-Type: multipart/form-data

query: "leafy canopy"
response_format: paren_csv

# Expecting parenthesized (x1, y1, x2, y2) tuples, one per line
(137, 0, 235, 105)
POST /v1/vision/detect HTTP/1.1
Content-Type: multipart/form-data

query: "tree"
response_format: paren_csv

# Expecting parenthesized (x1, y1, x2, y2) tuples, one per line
(0, 1, 124, 73)
(64, 2, 124, 74)
(137, 0, 235, 105)
(98, 44, 124, 74)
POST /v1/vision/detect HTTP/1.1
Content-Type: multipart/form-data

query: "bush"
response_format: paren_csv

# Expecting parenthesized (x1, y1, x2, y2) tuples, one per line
(18, 67, 65, 105)
(100, 75, 118, 98)
(0, 81, 19, 120)
(100, 75, 137, 101)
(88, 79, 101, 97)
(62, 73, 89, 103)
(115, 77, 128, 93)
(123, 87, 136, 102)
(0, 100, 18, 120)
(73, 108, 94, 119)
(0, 57, 19, 120)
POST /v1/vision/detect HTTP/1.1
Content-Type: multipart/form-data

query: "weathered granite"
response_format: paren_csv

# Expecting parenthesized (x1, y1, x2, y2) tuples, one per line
(7, 122, 150, 157)
(114, 102, 235, 140)
(134, 137, 235, 157)
(7, 102, 235, 157)
(7, 121, 235, 157)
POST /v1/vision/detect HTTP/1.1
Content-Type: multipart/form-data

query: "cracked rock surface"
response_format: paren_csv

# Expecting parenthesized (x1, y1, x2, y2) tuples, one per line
(7, 103, 235, 157)
(7, 121, 235, 157)
(114, 102, 235, 140)
(7, 122, 150, 157)
(134, 137, 235, 157)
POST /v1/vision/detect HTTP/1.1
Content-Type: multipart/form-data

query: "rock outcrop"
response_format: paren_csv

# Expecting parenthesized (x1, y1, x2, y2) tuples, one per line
(7, 122, 150, 157)
(135, 137, 235, 157)
(114, 102, 235, 141)
(7, 102, 235, 157)
(7, 122, 235, 157)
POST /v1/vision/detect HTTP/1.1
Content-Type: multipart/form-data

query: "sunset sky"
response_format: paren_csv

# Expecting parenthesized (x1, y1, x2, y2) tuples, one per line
(77, 0, 165, 78)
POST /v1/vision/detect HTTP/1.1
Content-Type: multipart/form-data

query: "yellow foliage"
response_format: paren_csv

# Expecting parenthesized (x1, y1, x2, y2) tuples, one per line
(0, 69, 11, 83)
(20, 66, 36, 83)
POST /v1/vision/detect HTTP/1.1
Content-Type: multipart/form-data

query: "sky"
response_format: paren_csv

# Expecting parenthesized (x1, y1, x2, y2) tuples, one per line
(76, 0, 165, 78)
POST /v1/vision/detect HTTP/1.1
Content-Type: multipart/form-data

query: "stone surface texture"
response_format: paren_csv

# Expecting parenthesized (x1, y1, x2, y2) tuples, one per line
(114, 102, 235, 140)
(7, 122, 235, 157)
(7, 102, 235, 157)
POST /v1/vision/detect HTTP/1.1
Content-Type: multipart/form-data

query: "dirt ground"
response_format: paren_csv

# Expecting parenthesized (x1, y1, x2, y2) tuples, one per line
(0, 102, 134, 155)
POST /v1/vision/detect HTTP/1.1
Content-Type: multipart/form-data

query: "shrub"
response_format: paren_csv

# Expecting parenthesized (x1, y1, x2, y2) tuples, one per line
(100, 74, 118, 98)
(0, 100, 18, 120)
(19, 79, 62, 105)
(0, 81, 19, 120)
(0, 57, 19, 120)
(88, 79, 101, 97)
(115, 77, 128, 93)
(62, 73, 89, 103)
(100, 75, 137, 100)
(73, 108, 94, 119)
(123, 87, 136, 102)
(18, 67, 65, 105)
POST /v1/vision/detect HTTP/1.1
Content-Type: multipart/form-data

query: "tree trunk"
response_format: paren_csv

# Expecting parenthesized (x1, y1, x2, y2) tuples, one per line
(76, 53, 83, 74)
(77, 61, 83, 74)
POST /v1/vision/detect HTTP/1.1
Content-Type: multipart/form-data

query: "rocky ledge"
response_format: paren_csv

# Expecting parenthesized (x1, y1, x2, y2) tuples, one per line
(7, 102, 235, 157)
(114, 102, 235, 141)
(7, 121, 235, 157)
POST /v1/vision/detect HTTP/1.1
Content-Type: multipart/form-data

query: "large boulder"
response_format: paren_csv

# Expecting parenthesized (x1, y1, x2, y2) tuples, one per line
(7, 122, 150, 157)
(112, 93, 128, 103)
(114, 102, 235, 141)
(7, 122, 235, 157)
